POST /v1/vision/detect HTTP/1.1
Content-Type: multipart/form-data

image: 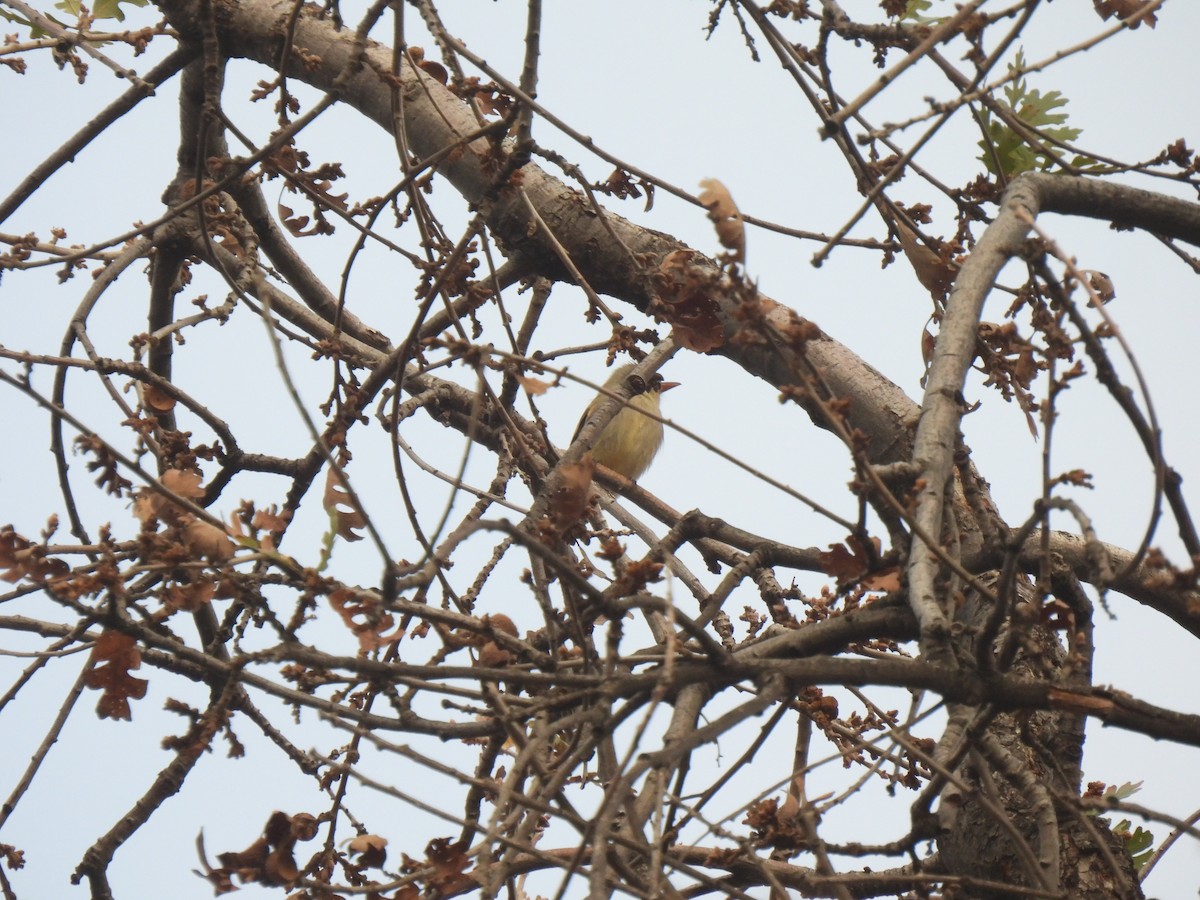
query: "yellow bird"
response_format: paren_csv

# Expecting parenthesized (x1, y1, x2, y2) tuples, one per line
(575, 364, 678, 481)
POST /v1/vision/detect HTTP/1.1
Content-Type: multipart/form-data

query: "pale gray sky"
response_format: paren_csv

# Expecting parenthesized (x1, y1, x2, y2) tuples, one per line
(2, 1, 1198, 897)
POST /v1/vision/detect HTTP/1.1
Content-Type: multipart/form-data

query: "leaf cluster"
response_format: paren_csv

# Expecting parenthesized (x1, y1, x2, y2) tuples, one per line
(978, 50, 1092, 178)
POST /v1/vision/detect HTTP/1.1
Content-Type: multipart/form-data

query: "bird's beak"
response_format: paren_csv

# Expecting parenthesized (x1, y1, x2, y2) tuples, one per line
(659, 381, 680, 393)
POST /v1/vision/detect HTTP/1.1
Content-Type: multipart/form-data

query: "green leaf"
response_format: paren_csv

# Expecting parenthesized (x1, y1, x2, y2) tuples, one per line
(899, 0, 946, 25)
(317, 507, 338, 572)
(1104, 782, 1144, 802)
(1094, 789, 1154, 870)
(1126, 826, 1154, 861)
(55, 0, 148, 21)
(0, 6, 56, 36)
(0, 8, 32, 26)
(1110, 819, 1155, 870)
(977, 49, 1095, 178)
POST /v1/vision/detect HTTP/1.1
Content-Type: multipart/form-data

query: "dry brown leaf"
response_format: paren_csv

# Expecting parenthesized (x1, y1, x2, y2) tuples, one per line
(654, 250, 725, 352)
(418, 59, 449, 84)
(818, 534, 882, 588)
(698, 178, 745, 264)
(1087, 271, 1115, 305)
(85, 629, 149, 721)
(517, 375, 551, 396)
(163, 580, 217, 614)
(422, 838, 474, 896)
(348, 834, 388, 868)
(547, 454, 596, 535)
(142, 383, 176, 413)
(861, 567, 901, 593)
(136, 468, 207, 524)
(1092, 0, 1157, 28)
(329, 588, 403, 651)
(742, 796, 809, 852)
(0, 527, 69, 584)
(894, 220, 955, 301)
(477, 641, 512, 668)
(482, 613, 518, 637)
(162, 468, 205, 498)
(252, 507, 291, 533)
(612, 558, 665, 597)
(183, 517, 236, 563)
(207, 810, 318, 890)
(132, 491, 161, 524)
(323, 470, 366, 542)
(289, 813, 319, 842)
(263, 847, 298, 885)
(213, 836, 270, 886)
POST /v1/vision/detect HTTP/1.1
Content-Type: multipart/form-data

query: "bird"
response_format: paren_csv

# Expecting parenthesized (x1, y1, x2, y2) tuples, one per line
(574, 364, 678, 481)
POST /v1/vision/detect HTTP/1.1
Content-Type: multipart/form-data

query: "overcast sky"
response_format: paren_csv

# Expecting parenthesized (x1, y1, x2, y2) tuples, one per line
(2, 1, 1199, 896)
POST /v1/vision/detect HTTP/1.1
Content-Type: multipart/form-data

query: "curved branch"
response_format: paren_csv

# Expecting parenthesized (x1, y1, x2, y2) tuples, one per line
(155, 0, 919, 465)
